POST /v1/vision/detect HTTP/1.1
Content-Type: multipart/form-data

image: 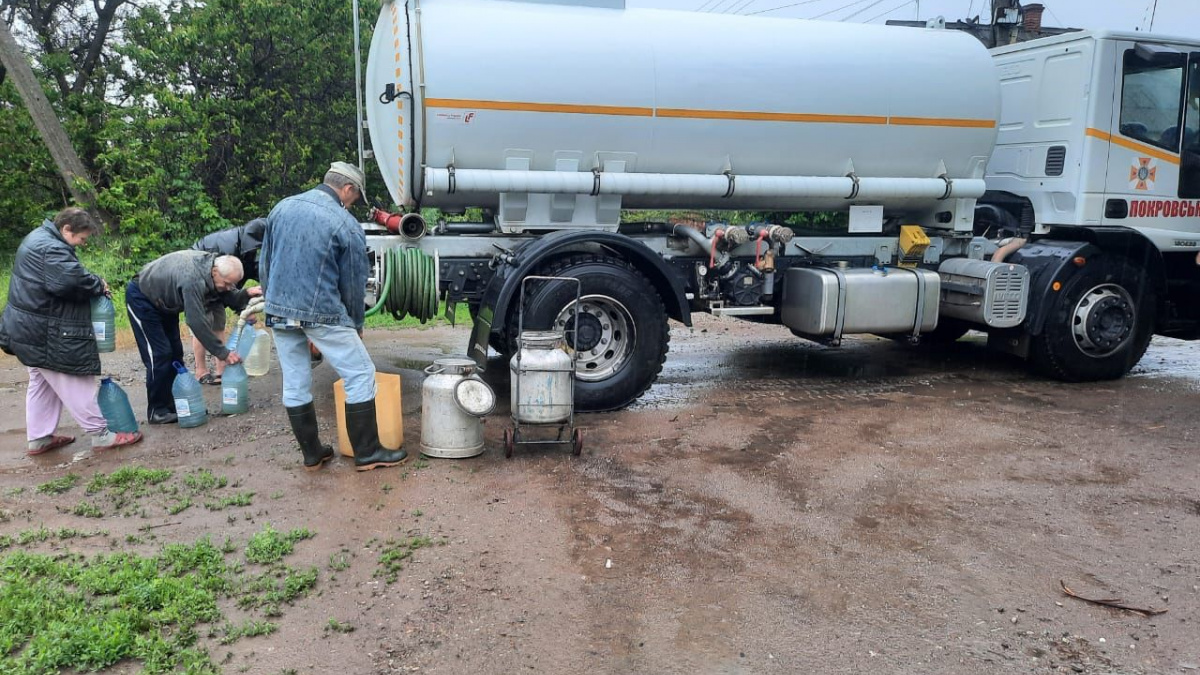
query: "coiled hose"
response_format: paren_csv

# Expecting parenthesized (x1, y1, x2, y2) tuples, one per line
(365, 247, 440, 322)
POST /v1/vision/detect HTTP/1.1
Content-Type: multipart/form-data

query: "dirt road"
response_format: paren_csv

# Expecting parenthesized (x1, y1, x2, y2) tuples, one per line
(1, 316, 1198, 674)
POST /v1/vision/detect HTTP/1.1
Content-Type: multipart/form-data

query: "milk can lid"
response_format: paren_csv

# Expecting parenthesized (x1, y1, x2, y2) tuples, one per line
(519, 330, 563, 349)
(453, 378, 496, 417)
(433, 356, 477, 375)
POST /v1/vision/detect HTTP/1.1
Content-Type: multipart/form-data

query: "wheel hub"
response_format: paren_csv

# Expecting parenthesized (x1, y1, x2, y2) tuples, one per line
(567, 311, 604, 352)
(1071, 285, 1135, 357)
(553, 295, 636, 382)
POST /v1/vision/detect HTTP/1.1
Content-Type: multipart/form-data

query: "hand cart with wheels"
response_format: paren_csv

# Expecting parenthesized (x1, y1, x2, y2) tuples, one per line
(504, 275, 583, 458)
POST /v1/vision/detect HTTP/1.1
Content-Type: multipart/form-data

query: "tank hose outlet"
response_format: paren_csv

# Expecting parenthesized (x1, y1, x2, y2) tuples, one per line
(399, 213, 427, 240)
(365, 247, 440, 323)
(370, 208, 427, 240)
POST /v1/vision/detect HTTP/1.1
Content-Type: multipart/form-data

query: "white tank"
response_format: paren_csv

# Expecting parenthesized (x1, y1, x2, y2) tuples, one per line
(366, 0, 1000, 220)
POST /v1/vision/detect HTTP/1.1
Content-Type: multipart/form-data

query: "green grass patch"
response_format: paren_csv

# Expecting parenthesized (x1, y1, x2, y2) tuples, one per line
(0, 522, 328, 672)
(167, 497, 193, 515)
(71, 501, 104, 518)
(245, 526, 314, 565)
(0, 540, 227, 672)
(183, 469, 228, 494)
(373, 535, 434, 584)
(204, 491, 254, 511)
(36, 474, 80, 495)
(218, 619, 277, 645)
(325, 618, 354, 634)
(86, 466, 173, 496)
(363, 301, 473, 330)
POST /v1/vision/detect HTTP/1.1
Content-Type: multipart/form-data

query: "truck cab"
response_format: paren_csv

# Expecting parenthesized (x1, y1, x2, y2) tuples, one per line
(984, 31, 1200, 350)
(989, 31, 1200, 242)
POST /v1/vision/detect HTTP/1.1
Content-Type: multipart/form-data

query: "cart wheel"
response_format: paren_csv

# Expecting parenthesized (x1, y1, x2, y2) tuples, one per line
(504, 428, 514, 459)
(571, 428, 583, 456)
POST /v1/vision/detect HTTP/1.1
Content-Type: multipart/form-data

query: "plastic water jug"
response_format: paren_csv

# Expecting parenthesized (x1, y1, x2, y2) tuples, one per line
(97, 377, 138, 433)
(243, 328, 272, 377)
(171, 361, 208, 428)
(91, 295, 115, 353)
(221, 363, 249, 415)
(232, 324, 255, 359)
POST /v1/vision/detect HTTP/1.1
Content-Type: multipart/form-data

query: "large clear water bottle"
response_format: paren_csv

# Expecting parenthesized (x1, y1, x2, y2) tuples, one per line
(221, 362, 249, 415)
(97, 377, 138, 433)
(91, 295, 116, 353)
(244, 327, 272, 377)
(171, 361, 208, 428)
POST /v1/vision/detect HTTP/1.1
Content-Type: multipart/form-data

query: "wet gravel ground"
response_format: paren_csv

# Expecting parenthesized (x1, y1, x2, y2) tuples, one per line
(1, 316, 1199, 674)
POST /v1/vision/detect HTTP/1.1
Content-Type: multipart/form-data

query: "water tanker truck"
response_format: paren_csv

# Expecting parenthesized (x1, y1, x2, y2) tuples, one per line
(361, 0, 1200, 411)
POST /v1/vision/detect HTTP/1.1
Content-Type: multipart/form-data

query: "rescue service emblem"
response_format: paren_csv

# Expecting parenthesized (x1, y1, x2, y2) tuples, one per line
(1129, 157, 1157, 191)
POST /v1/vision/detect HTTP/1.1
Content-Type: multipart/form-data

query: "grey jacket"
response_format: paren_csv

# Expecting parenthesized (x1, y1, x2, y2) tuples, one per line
(132, 250, 251, 359)
(261, 184, 367, 328)
(0, 221, 106, 375)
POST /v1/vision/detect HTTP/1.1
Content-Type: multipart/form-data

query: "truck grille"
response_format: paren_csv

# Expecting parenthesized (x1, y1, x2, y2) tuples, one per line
(989, 268, 1027, 325)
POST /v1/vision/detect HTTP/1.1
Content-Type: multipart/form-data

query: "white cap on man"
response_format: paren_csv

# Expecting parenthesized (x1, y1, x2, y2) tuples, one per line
(327, 161, 367, 202)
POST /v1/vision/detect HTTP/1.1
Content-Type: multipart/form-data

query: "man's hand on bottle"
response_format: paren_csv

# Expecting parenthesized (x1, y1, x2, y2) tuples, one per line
(226, 352, 243, 365)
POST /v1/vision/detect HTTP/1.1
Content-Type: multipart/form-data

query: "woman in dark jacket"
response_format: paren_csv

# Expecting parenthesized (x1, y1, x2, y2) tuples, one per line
(0, 208, 142, 455)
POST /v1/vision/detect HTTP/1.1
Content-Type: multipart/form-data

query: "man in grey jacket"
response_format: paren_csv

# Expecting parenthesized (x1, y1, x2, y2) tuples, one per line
(126, 251, 261, 424)
(261, 161, 406, 471)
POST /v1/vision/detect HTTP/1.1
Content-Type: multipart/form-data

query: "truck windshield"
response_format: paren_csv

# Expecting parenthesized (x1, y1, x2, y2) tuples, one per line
(1119, 49, 1186, 152)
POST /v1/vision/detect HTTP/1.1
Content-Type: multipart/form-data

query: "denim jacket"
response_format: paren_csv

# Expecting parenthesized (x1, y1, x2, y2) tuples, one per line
(261, 184, 367, 329)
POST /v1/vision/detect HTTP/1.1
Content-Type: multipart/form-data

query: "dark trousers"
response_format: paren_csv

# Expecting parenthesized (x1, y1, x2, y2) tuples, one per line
(126, 281, 183, 416)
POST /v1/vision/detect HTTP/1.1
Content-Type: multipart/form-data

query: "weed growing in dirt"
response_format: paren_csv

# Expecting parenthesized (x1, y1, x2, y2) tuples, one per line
(236, 566, 319, 617)
(413, 460, 430, 470)
(218, 620, 278, 645)
(168, 498, 192, 515)
(184, 469, 228, 493)
(70, 501, 104, 518)
(328, 550, 352, 571)
(372, 535, 434, 584)
(0, 524, 325, 671)
(270, 491, 284, 500)
(412, 508, 423, 517)
(36, 474, 80, 495)
(86, 466, 173, 496)
(325, 618, 354, 633)
(0, 539, 225, 672)
(205, 492, 254, 511)
(245, 526, 314, 565)
(16, 527, 50, 546)
(5, 486, 26, 496)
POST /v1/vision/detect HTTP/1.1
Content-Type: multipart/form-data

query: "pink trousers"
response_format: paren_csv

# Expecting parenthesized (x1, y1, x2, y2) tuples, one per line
(26, 367, 107, 440)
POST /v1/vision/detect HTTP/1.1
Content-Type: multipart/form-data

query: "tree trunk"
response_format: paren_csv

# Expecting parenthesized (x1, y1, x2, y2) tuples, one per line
(0, 16, 103, 221)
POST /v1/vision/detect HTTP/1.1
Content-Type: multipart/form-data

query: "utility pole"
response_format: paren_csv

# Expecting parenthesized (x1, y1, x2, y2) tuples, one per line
(0, 17, 100, 214)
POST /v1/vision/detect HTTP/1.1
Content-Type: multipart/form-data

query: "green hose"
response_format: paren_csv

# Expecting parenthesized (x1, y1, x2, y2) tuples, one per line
(366, 247, 439, 322)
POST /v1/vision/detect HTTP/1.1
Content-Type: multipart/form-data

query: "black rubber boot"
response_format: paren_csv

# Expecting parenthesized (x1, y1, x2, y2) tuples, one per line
(345, 399, 407, 471)
(285, 403, 334, 471)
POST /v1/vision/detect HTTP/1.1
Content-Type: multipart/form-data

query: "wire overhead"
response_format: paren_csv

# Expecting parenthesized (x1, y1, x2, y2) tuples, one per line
(745, 0, 834, 17)
(863, 0, 916, 23)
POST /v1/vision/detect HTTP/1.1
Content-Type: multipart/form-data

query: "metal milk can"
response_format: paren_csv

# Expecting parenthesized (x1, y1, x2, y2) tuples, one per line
(509, 331, 574, 424)
(421, 357, 495, 458)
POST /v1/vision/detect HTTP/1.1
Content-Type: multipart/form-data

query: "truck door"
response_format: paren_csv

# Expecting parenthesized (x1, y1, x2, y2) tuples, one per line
(1104, 44, 1200, 242)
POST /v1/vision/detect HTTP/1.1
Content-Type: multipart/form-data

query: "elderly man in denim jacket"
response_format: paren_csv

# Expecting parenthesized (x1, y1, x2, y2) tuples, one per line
(260, 161, 407, 472)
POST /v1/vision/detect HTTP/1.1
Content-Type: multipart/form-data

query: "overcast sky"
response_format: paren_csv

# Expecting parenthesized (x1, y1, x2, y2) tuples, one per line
(623, 0, 1200, 36)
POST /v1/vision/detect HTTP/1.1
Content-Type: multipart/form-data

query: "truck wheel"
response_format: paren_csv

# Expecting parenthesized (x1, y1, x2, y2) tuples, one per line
(1030, 256, 1155, 381)
(513, 254, 669, 412)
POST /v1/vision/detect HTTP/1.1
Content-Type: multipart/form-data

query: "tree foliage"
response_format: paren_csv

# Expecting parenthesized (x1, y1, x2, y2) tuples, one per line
(0, 0, 374, 279)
